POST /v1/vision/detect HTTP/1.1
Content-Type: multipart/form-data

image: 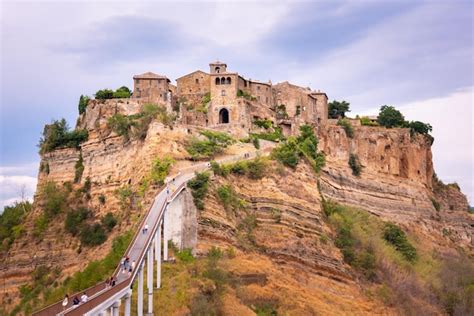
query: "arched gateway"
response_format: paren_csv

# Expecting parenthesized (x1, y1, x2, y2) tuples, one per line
(219, 108, 229, 124)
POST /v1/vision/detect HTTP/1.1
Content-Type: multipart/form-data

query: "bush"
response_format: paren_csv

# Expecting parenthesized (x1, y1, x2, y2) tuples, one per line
(377, 105, 405, 128)
(383, 223, 417, 262)
(39, 119, 88, 153)
(251, 126, 284, 142)
(101, 213, 117, 231)
(74, 152, 84, 183)
(271, 138, 300, 168)
(187, 172, 210, 210)
(252, 137, 260, 149)
(186, 131, 234, 160)
(94, 89, 114, 100)
(276, 104, 288, 119)
(78, 95, 90, 115)
(0, 201, 32, 251)
(42, 182, 68, 217)
(150, 156, 174, 185)
(360, 116, 378, 126)
(246, 157, 266, 179)
(431, 198, 441, 212)
(65, 208, 90, 236)
(348, 154, 362, 176)
(107, 114, 132, 139)
(328, 100, 350, 119)
(217, 185, 234, 210)
(80, 223, 107, 246)
(253, 119, 273, 129)
(112, 86, 131, 98)
(337, 118, 354, 138)
(237, 89, 257, 101)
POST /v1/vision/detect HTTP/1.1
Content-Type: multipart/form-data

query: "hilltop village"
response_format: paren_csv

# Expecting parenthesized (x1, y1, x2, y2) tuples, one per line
(131, 60, 328, 136)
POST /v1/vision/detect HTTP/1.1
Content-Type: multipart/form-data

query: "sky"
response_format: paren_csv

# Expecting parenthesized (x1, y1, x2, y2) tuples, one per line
(1, 0, 473, 210)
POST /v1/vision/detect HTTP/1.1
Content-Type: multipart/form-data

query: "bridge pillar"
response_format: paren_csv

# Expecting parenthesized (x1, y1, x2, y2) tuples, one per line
(163, 207, 169, 261)
(112, 301, 120, 316)
(156, 222, 162, 288)
(147, 245, 154, 315)
(124, 292, 131, 316)
(138, 265, 144, 316)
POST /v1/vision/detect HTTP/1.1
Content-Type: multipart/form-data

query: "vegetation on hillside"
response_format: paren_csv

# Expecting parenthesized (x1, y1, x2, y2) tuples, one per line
(108, 103, 176, 141)
(211, 157, 268, 180)
(337, 118, 354, 138)
(271, 124, 325, 173)
(39, 119, 88, 154)
(78, 95, 90, 115)
(186, 130, 234, 160)
(95, 86, 131, 100)
(348, 153, 362, 176)
(322, 200, 474, 315)
(251, 119, 285, 142)
(237, 89, 257, 101)
(187, 172, 210, 210)
(0, 201, 32, 252)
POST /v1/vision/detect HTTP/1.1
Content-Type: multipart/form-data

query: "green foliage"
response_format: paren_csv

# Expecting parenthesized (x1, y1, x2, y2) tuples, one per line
(237, 89, 257, 101)
(217, 185, 240, 211)
(175, 248, 195, 263)
(212, 158, 267, 180)
(0, 201, 31, 251)
(377, 105, 405, 128)
(253, 119, 273, 129)
(107, 114, 132, 139)
(39, 119, 88, 153)
(252, 137, 260, 149)
(348, 154, 362, 176)
(337, 118, 354, 138)
(64, 207, 90, 236)
(150, 156, 174, 185)
(360, 116, 379, 126)
(113, 86, 131, 98)
(383, 223, 417, 262)
(276, 104, 288, 119)
(408, 120, 434, 143)
(115, 185, 134, 211)
(74, 152, 84, 183)
(78, 95, 90, 115)
(271, 125, 325, 173)
(186, 131, 234, 160)
(98, 194, 106, 205)
(33, 214, 49, 238)
(246, 157, 267, 179)
(328, 100, 350, 119)
(101, 212, 117, 231)
(251, 126, 285, 142)
(431, 198, 441, 212)
(80, 223, 107, 246)
(197, 92, 211, 113)
(95, 89, 114, 100)
(187, 172, 210, 210)
(271, 137, 300, 168)
(42, 181, 68, 217)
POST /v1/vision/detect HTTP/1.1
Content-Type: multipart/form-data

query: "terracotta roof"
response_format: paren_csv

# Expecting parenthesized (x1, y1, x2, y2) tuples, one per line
(133, 72, 169, 80)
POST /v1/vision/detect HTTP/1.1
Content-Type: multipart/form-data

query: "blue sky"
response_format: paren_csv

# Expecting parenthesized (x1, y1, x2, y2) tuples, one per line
(1, 0, 473, 208)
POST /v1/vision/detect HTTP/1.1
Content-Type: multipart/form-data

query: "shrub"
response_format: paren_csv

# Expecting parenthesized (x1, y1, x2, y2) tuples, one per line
(94, 89, 114, 100)
(210, 161, 229, 177)
(150, 156, 174, 185)
(348, 154, 362, 176)
(112, 86, 131, 99)
(377, 105, 405, 128)
(39, 119, 88, 153)
(253, 119, 273, 129)
(328, 100, 350, 119)
(78, 95, 90, 115)
(116, 185, 134, 211)
(187, 172, 210, 210)
(0, 201, 32, 251)
(217, 185, 234, 210)
(237, 89, 257, 101)
(42, 182, 68, 217)
(98, 194, 106, 205)
(80, 223, 107, 246)
(271, 137, 300, 168)
(186, 131, 234, 160)
(175, 248, 194, 263)
(107, 114, 132, 139)
(383, 223, 417, 262)
(252, 137, 260, 149)
(431, 198, 441, 212)
(101, 213, 117, 231)
(74, 152, 84, 183)
(251, 126, 284, 142)
(337, 118, 354, 138)
(246, 157, 266, 179)
(360, 116, 378, 126)
(64, 208, 90, 236)
(276, 104, 288, 119)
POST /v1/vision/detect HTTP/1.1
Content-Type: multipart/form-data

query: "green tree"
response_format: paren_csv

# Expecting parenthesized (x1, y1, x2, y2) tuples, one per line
(39, 119, 88, 153)
(113, 86, 131, 98)
(95, 89, 114, 100)
(328, 100, 350, 119)
(408, 121, 432, 135)
(377, 105, 405, 128)
(78, 95, 90, 115)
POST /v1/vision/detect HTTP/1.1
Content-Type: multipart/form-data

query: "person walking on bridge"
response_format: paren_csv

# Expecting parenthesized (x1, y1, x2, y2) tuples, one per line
(62, 294, 69, 311)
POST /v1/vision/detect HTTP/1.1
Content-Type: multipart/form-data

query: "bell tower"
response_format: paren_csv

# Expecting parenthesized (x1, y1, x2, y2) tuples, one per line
(209, 60, 227, 74)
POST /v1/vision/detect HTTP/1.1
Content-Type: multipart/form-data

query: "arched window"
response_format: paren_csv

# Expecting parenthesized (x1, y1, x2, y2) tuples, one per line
(226, 77, 231, 84)
(219, 108, 229, 124)
(221, 77, 226, 84)
(221, 90, 226, 96)
(215, 67, 220, 73)
(215, 77, 220, 85)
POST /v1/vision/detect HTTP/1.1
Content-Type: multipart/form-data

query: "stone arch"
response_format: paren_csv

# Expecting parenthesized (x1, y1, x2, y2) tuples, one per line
(221, 77, 226, 84)
(219, 108, 229, 124)
(215, 67, 220, 73)
(226, 77, 231, 84)
(215, 77, 221, 85)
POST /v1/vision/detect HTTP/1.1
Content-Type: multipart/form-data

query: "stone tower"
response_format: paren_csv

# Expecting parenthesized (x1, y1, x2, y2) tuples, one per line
(209, 61, 227, 74)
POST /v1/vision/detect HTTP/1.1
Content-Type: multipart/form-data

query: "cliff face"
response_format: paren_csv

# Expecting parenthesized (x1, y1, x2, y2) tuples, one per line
(319, 123, 473, 252)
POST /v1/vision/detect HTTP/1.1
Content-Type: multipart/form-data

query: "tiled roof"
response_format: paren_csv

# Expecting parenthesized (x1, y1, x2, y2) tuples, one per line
(133, 72, 168, 80)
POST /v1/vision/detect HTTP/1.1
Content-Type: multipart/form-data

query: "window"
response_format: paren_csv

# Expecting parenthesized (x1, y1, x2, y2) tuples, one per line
(257, 86, 260, 90)
(215, 67, 220, 73)
(221, 77, 226, 84)
(221, 90, 226, 96)
(266, 97, 268, 103)
(215, 77, 220, 85)
(226, 77, 231, 84)
(195, 78, 199, 84)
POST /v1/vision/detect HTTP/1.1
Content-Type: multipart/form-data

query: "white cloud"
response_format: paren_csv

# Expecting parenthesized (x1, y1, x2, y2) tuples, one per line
(0, 163, 38, 211)
(358, 87, 474, 204)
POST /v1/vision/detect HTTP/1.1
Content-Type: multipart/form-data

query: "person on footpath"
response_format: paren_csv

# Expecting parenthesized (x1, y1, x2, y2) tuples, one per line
(62, 294, 69, 310)
(81, 292, 88, 303)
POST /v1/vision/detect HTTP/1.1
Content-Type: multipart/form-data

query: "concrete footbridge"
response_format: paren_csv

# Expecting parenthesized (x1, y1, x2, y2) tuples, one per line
(33, 145, 272, 316)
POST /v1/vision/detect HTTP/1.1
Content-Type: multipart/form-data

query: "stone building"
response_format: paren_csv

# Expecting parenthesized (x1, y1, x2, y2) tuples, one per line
(133, 61, 328, 136)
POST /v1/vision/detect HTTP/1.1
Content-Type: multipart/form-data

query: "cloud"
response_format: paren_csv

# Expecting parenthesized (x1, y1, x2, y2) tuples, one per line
(0, 163, 38, 211)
